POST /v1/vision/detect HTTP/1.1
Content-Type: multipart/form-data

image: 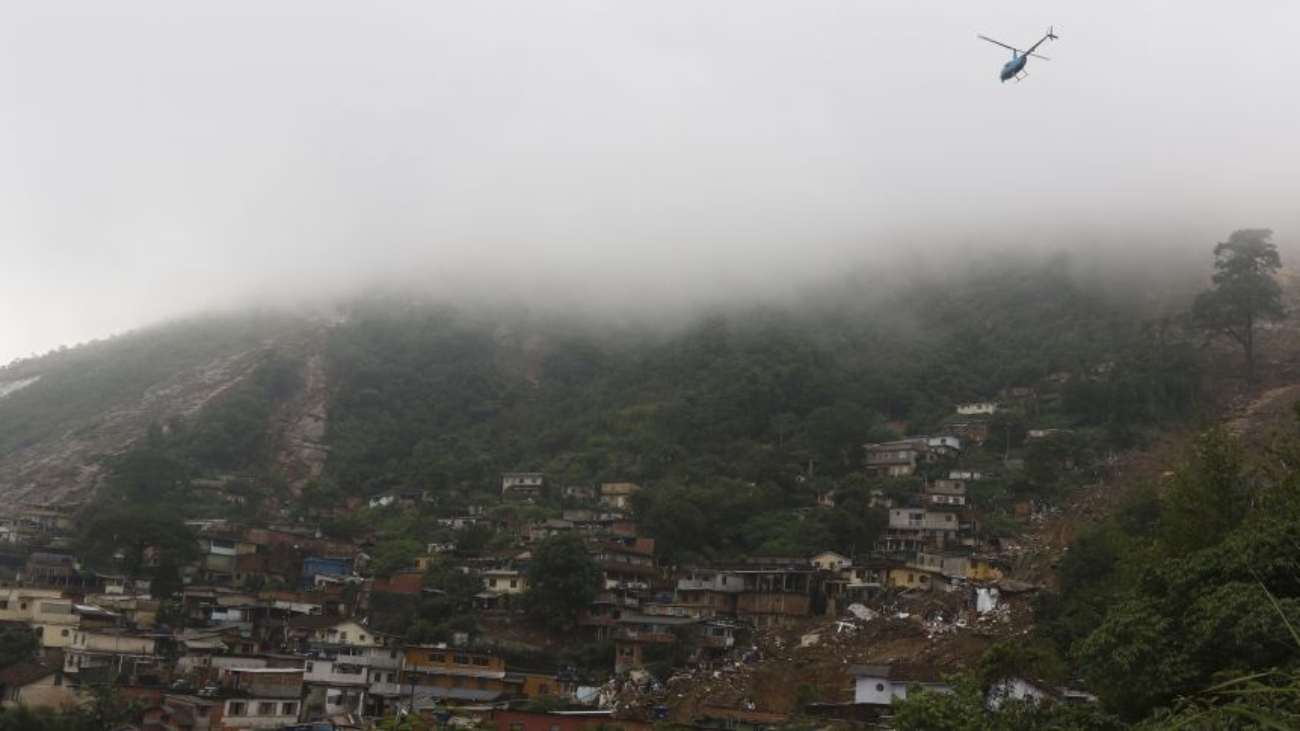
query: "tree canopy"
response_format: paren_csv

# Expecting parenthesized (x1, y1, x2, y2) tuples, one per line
(1193, 228, 1284, 380)
(525, 532, 603, 632)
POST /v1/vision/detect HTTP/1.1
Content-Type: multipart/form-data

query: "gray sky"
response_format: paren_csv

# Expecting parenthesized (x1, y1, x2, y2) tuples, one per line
(3, 1, 1299, 363)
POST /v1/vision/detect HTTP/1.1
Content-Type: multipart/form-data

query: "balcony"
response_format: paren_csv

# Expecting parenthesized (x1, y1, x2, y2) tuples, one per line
(613, 629, 677, 644)
(369, 681, 404, 696)
(304, 663, 367, 686)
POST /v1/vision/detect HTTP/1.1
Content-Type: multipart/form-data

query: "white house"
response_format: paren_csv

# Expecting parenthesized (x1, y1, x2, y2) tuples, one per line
(809, 551, 852, 573)
(956, 402, 998, 416)
(849, 664, 953, 705)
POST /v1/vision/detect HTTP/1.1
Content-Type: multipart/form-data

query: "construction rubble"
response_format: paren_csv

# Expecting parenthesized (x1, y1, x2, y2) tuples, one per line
(608, 581, 1039, 723)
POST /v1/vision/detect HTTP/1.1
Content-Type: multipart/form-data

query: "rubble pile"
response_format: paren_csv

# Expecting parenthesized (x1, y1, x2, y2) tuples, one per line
(613, 584, 1036, 724)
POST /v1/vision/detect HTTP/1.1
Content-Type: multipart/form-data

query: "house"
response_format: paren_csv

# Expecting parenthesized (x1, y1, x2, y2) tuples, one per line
(887, 508, 961, 545)
(809, 551, 851, 573)
(612, 609, 695, 672)
(196, 534, 257, 583)
(599, 482, 641, 511)
(924, 479, 967, 507)
(0, 587, 79, 648)
(864, 439, 929, 477)
(522, 518, 575, 543)
(908, 550, 970, 581)
(84, 594, 160, 630)
(502, 472, 545, 502)
(956, 402, 997, 416)
(220, 667, 305, 728)
(142, 693, 223, 730)
(945, 421, 990, 445)
(882, 564, 952, 591)
(63, 629, 169, 684)
(401, 646, 511, 704)
(300, 555, 357, 587)
(676, 563, 814, 627)
(22, 553, 79, 587)
(481, 568, 527, 595)
(848, 664, 953, 705)
(0, 660, 78, 712)
(966, 555, 1007, 582)
(591, 539, 658, 590)
(302, 646, 403, 718)
(477, 569, 528, 610)
(926, 435, 962, 456)
(561, 485, 596, 502)
(286, 617, 384, 649)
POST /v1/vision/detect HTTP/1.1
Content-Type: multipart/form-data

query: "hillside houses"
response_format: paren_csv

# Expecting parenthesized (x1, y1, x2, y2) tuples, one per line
(863, 435, 963, 477)
(0, 398, 1050, 731)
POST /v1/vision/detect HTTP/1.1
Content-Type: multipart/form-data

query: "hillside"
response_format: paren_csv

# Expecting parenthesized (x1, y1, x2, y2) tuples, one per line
(9, 253, 1300, 726)
(0, 312, 323, 510)
(0, 259, 1205, 531)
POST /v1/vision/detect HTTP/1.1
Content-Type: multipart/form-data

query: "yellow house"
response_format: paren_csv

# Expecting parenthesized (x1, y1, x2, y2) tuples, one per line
(402, 646, 511, 703)
(966, 555, 1006, 582)
(0, 661, 79, 712)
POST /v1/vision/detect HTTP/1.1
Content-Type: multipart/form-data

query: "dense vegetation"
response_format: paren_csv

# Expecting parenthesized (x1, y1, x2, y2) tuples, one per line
(889, 416, 1300, 727)
(314, 261, 1202, 562)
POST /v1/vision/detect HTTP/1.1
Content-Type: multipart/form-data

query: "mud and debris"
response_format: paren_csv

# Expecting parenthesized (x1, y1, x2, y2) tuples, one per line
(609, 583, 1036, 723)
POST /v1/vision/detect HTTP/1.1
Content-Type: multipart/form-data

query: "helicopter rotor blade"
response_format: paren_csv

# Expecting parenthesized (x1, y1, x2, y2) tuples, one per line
(1028, 53, 1050, 61)
(977, 35, 1022, 53)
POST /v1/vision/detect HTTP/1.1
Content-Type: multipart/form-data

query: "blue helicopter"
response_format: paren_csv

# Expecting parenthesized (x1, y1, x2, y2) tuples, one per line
(978, 27, 1058, 82)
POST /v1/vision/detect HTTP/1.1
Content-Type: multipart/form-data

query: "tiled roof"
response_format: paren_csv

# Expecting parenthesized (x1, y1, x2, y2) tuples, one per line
(0, 660, 59, 688)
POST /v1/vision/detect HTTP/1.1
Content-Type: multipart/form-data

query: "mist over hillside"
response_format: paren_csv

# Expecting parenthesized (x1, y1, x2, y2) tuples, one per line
(0, 248, 1209, 511)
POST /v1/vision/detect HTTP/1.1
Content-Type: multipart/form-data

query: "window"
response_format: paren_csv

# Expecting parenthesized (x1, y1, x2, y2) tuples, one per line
(281, 702, 298, 716)
(431, 652, 445, 663)
(305, 661, 314, 672)
(60, 629, 69, 637)
(876, 683, 886, 693)
(258, 701, 277, 715)
(228, 701, 246, 716)
(509, 580, 518, 588)
(360, 634, 367, 642)
(453, 654, 469, 664)
(472, 656, 489, 666)
(339, 631, 348, 641)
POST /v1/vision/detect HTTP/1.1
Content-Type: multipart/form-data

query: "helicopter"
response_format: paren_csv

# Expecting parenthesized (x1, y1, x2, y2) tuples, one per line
(978, 26, 1058, 82)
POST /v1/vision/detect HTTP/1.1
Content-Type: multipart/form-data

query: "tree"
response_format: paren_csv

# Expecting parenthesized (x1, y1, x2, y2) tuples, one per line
(0, 627, 39, 668)
(1157, 428, 1251, 556)
(1193, 229, 1285, 381)
(524, 532, 603, 632)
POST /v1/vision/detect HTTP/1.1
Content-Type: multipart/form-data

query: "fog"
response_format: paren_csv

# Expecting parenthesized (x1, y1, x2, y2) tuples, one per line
(2, 1, 1299, 362)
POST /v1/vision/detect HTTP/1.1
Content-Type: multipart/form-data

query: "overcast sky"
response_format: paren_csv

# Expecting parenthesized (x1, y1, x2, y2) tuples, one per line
(2, 1, 1299, 363)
